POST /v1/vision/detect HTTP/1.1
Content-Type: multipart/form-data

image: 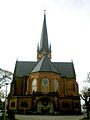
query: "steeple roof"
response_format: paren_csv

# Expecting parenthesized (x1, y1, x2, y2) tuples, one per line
(40, 12, 49, 52)
(31, 55, 59, 74)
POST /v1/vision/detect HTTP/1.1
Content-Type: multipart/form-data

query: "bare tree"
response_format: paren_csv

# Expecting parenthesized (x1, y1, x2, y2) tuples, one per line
(84, 72, 90, 83)
(80, 72, 90, 118)
(0, 68, 13, 99)
(80, 88, 89, 118)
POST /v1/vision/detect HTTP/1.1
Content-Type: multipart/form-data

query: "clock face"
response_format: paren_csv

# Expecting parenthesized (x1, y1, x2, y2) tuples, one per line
(42, 78, 49, 86)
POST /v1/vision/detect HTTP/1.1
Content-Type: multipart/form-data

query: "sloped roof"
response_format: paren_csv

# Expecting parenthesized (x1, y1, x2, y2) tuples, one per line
(31, 55, 59, 74)
(14, 60, 76, 79)
(53, 62, 76, 78)
(14, 61, 37, 77)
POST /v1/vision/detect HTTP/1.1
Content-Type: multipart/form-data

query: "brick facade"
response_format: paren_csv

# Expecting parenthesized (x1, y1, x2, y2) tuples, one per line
(8, 71, 81, 114)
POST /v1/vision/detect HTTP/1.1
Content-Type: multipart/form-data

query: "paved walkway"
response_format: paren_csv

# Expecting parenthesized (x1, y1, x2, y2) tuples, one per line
(15, 115, 83, 120)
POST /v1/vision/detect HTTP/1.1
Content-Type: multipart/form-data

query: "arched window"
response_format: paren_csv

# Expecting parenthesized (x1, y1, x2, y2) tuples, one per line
(41, 78, 49, 93)
(32, 79, 37, 92)
(54, 79, 59, 92)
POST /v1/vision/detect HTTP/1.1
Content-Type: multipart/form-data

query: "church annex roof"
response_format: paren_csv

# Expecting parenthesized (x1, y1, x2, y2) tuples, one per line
(14, 61, 37, 77)
(14, 60, 76, 79)
(31, 55, 59, 74)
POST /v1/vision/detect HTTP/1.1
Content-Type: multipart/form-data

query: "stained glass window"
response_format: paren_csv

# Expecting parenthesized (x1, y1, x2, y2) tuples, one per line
(54, 79, 59, 92)
(32, 79, 37, 92)
(41, 78, 49, 92)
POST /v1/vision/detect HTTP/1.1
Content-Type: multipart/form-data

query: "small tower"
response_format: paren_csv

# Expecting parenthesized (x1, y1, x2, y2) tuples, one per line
(37, 11, 51, 61)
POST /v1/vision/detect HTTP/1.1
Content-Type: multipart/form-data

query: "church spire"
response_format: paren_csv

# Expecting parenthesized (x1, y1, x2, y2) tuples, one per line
(40, 11, 49, 52)
(37, 11, 51, 61)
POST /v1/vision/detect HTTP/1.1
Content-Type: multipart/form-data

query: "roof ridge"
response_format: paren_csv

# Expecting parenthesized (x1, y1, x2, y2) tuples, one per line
(31, 55, 59, 74)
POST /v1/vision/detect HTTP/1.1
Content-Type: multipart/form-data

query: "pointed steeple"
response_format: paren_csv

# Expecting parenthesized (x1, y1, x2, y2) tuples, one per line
(49, 43, 51, 53)
(37, 11, 52, 61)
(40, 11, 49, 52)
(37, 42, 39, 52)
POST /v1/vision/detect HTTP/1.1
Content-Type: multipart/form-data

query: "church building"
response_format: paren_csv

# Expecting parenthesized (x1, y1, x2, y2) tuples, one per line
(8, 12, 81, 114)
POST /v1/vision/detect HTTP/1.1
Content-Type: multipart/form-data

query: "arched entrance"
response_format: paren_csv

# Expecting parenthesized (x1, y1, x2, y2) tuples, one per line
(36, 97, 54, 114)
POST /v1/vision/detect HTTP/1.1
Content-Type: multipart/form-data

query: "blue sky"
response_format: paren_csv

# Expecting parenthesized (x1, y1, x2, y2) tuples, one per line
(0, 0, 90, 91)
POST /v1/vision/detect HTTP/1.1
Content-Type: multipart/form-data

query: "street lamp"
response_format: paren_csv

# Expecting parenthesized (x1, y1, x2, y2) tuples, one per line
(3, 82, 8, 120)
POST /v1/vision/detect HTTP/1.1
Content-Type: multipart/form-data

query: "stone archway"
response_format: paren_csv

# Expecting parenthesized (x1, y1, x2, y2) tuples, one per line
(36, 97, 54, 114)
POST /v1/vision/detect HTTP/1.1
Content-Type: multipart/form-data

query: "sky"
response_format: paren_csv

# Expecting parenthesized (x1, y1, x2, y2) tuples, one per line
(0, 0, 90, 91)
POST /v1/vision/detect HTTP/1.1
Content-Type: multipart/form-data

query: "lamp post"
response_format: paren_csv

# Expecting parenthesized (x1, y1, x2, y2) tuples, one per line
(3, 83, 8, 120)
